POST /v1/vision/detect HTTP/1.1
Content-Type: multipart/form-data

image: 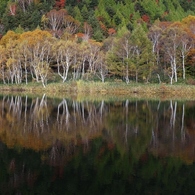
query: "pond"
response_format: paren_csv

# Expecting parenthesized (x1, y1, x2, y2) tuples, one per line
(0, 94, 195, 194)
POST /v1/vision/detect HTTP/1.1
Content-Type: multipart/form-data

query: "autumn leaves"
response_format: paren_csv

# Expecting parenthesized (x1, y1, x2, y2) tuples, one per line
(1, 15, 195, 86)
(0, 29, 106, 86)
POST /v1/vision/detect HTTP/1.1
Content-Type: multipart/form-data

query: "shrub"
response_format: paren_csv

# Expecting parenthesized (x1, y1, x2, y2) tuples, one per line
(186, 78, 195, 85)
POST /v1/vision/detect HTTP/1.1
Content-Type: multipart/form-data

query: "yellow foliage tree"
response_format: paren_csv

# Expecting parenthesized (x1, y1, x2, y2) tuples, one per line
(0, 31, 20, 47)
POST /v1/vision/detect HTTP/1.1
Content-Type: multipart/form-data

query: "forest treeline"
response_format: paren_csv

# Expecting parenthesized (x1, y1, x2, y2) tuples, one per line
(1, 0, 195, 86)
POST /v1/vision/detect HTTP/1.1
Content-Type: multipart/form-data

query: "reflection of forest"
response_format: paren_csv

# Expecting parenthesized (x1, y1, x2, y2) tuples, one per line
(150, 100, 195, 164)
(0, 95, 195, 163)
(1, 95, 195, 194)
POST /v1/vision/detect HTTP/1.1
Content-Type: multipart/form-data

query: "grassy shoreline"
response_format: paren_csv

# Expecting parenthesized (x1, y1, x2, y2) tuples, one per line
(1, 81, 195, 101)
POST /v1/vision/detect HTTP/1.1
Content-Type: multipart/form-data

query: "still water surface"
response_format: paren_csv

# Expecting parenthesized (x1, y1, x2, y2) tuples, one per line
(0, 94, 195, 194)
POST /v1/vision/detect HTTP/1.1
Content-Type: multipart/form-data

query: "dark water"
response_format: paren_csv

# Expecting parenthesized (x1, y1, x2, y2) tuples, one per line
(0, 95, 195, 195)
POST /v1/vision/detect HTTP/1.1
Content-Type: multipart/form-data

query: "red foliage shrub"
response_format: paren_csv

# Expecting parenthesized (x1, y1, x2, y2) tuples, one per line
(142, 14, 150, 23)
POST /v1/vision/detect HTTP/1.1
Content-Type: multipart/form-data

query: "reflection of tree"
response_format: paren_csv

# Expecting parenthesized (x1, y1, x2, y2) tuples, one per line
(181, 104, 185, 142)
(0, 95, 53, 150)
(105, 100, 153, 159)
(1, 138, 195, 195)
(29, 94, 50, 134)
(149, 100, 195, 164)
(0, 95, 107, 151)
(1, 95, 195, 164)
(1, 97, 195, 193)
(57, 98, 70, 128)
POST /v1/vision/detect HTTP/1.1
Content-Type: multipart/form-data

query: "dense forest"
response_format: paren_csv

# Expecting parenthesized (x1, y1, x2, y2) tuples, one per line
(1, 0, 195, 86)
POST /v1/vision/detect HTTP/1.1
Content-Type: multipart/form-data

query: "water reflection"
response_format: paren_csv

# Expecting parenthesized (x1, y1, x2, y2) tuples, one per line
(0, 95, 194, 159)
(0, 95, 195, 194)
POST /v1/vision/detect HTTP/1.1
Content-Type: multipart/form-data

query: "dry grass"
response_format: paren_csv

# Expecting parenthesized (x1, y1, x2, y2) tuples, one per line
(1, 81, 195, 101)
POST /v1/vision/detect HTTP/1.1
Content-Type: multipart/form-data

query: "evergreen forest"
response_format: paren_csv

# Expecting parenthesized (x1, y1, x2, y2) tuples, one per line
(1, 0, 195, 86)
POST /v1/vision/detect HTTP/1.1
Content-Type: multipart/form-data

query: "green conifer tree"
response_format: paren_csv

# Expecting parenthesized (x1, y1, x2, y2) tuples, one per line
(73, 6, 83, 23)
(130, 24, 154, 82)
(0, 0, 7, 17)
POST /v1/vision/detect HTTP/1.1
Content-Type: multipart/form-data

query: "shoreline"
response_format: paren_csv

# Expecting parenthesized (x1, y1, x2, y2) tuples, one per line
(1, 81, 195, 101)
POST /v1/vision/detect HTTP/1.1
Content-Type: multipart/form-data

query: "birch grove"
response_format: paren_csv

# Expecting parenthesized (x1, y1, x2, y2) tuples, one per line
(0, 15, 195, 85)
